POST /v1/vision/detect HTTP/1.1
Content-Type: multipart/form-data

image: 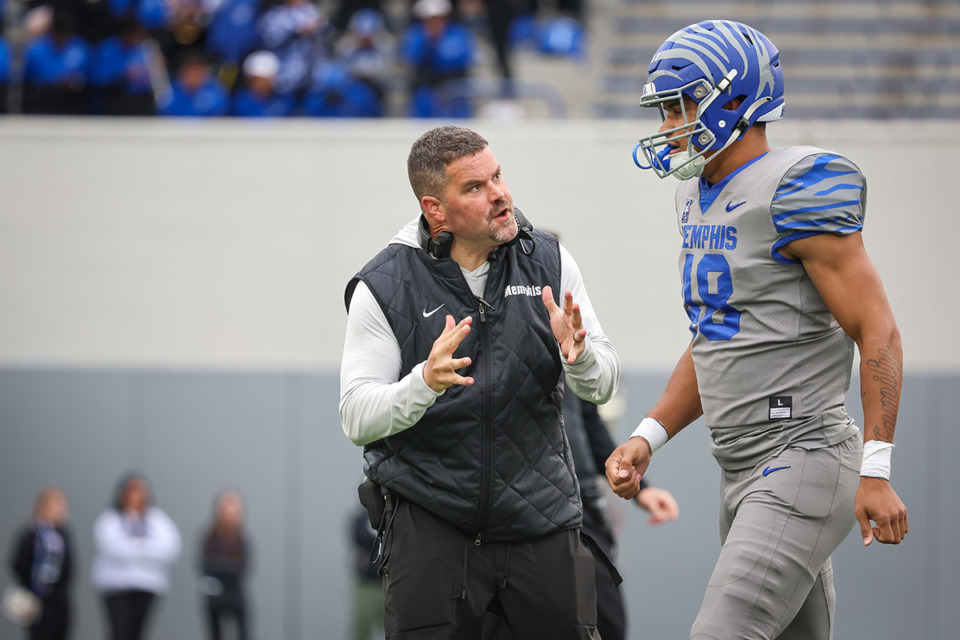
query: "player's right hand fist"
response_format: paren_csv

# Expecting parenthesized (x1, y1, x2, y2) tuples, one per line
(605, 437, 652, 500)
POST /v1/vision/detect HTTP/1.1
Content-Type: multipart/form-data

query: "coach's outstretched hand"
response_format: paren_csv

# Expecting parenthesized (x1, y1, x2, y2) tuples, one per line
(636, 486, 679, 524)
(855, 477, 908, 546)
(542, 286, 587, 364)
(605, 437, 653, 500)
(423, 315, 475, 392)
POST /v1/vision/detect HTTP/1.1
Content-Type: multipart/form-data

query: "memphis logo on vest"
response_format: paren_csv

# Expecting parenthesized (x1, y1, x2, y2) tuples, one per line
(504, 284, 543, 297)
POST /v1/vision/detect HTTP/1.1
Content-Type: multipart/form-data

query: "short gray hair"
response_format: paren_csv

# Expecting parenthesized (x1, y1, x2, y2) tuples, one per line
(407, 126, 489, 204)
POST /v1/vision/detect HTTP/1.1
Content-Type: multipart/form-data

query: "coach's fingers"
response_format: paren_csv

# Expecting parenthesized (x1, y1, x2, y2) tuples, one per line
(423, 315, 475, 391)
(442, 315, 473, 348)
(564, 291, 584, 330)
(541, 286, 558, 314)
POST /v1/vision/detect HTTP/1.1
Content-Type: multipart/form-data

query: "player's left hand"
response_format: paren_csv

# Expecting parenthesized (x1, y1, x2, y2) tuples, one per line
(855, 477, 908, 546)
(541, 286, 586, 364)
(635, 486, 679, 524)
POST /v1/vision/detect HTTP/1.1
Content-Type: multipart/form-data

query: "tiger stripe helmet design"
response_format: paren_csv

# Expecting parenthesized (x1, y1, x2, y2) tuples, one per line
(634, 20, 785, 180)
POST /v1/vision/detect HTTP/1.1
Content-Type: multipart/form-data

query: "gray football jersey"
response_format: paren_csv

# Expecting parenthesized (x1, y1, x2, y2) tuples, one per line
(675, 146, 863, 470)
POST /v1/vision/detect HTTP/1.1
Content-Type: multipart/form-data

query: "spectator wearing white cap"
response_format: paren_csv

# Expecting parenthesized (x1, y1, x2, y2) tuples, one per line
(232, 49, 295, 116)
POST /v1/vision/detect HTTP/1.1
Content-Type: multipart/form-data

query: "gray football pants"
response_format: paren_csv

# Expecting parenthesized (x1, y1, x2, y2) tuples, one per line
(691, 435, 862, 640)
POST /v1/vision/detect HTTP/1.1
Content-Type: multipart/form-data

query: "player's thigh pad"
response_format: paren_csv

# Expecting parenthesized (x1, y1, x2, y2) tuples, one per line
(691, 439, 860, 640)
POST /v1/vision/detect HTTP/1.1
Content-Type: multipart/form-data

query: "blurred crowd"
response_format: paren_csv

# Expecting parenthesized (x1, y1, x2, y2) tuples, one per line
(5, 479, 251, 640)
(0, 0, 587, 118)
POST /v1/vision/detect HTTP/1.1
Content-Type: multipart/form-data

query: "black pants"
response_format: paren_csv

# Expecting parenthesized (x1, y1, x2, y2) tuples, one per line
(480, 522, 625, 640)
(27, 598, 69, 640)
(382, 499, 599, 640)
(102, 590, 156, 640)
(206, 599, 248, 640)
(583, 523, 626, 640)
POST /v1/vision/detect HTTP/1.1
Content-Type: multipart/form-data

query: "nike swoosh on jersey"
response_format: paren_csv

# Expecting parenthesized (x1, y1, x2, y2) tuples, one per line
(762, 465, 791, 476)
(422, 304, 445, 318)
(725, 201, 747, 212)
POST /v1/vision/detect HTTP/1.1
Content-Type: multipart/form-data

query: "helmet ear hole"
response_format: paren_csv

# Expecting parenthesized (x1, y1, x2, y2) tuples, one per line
(723, 95, 746, 111)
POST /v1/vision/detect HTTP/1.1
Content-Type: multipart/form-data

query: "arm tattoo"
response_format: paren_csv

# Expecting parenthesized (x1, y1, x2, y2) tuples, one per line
(864, 346, 902, 442)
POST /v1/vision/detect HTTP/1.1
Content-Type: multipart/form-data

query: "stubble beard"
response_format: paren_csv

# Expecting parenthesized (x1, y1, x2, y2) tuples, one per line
(489, 204, 518, 245)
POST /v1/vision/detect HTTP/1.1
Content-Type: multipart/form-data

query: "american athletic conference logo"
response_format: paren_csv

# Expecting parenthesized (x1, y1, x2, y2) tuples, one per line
(682, 198, 693, 223)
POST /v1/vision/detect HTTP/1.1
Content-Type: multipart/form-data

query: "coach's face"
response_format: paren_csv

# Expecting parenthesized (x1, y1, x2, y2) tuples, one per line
(437, 147, 518, 251)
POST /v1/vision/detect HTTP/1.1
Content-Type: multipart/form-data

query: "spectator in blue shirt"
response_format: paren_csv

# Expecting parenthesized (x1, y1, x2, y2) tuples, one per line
(207, 0, 262, 67)
(400, 0, 475, 118)
(106, 0, 138, 19)
(231, 50, 294, 116)
(90, 18, 158, 115)
(0, 36, 9, 114)
(158, 50, 229, 116)
(22, 7, 93, 114)
(301, 59, 380, 117)
(137, 0, 174, 30)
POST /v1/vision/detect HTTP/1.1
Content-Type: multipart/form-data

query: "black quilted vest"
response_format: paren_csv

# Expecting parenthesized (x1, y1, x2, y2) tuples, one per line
(344, 226, 582, 543)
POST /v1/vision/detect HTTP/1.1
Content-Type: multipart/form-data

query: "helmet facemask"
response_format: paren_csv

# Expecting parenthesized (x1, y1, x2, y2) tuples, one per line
(635, 69, 756, 181)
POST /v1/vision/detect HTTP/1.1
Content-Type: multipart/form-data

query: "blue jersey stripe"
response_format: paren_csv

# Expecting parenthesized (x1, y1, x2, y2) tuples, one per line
(776, 215, 863, 232)
(815, 183, 864, 197)
(772, 199, 862, 226)
(773, 154, 857, 201)
(771, 224, 863, 260)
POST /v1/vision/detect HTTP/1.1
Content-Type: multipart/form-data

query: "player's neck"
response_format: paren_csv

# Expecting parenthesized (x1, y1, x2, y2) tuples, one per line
(702, 130, 771, 185)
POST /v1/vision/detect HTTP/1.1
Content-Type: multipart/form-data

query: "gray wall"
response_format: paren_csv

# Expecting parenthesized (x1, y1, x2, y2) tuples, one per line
(1, 119, 957, 639)
(2, 369, 956, 640)
(1, 118, 956, 371)
(0, 369, 355, 640)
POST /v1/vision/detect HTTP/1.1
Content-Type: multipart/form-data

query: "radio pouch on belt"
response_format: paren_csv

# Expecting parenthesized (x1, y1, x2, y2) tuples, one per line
(358, 477, 386, 530)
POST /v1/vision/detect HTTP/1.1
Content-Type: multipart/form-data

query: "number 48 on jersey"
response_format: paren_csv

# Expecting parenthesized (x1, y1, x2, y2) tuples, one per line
(683, 253, 741, 341)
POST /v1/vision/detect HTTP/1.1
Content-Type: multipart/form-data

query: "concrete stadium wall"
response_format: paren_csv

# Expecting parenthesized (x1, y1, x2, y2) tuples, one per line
(0, 117, 956, 372)
(0, 118, 957, 640)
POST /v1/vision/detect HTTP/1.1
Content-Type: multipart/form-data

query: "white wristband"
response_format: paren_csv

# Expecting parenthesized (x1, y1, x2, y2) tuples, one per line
(860, 440, 894, 480)
(629, 417, 669, 455)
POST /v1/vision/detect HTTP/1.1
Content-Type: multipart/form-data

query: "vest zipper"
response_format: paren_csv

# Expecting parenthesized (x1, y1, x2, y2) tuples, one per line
(476, 296, 494, 538)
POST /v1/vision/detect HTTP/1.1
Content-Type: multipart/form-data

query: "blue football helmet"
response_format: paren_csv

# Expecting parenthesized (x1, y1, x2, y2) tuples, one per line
(633, 20, 785, 180)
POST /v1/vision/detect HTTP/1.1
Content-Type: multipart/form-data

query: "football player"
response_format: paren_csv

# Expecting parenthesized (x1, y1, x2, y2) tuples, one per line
(606, 20, 908, 639)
